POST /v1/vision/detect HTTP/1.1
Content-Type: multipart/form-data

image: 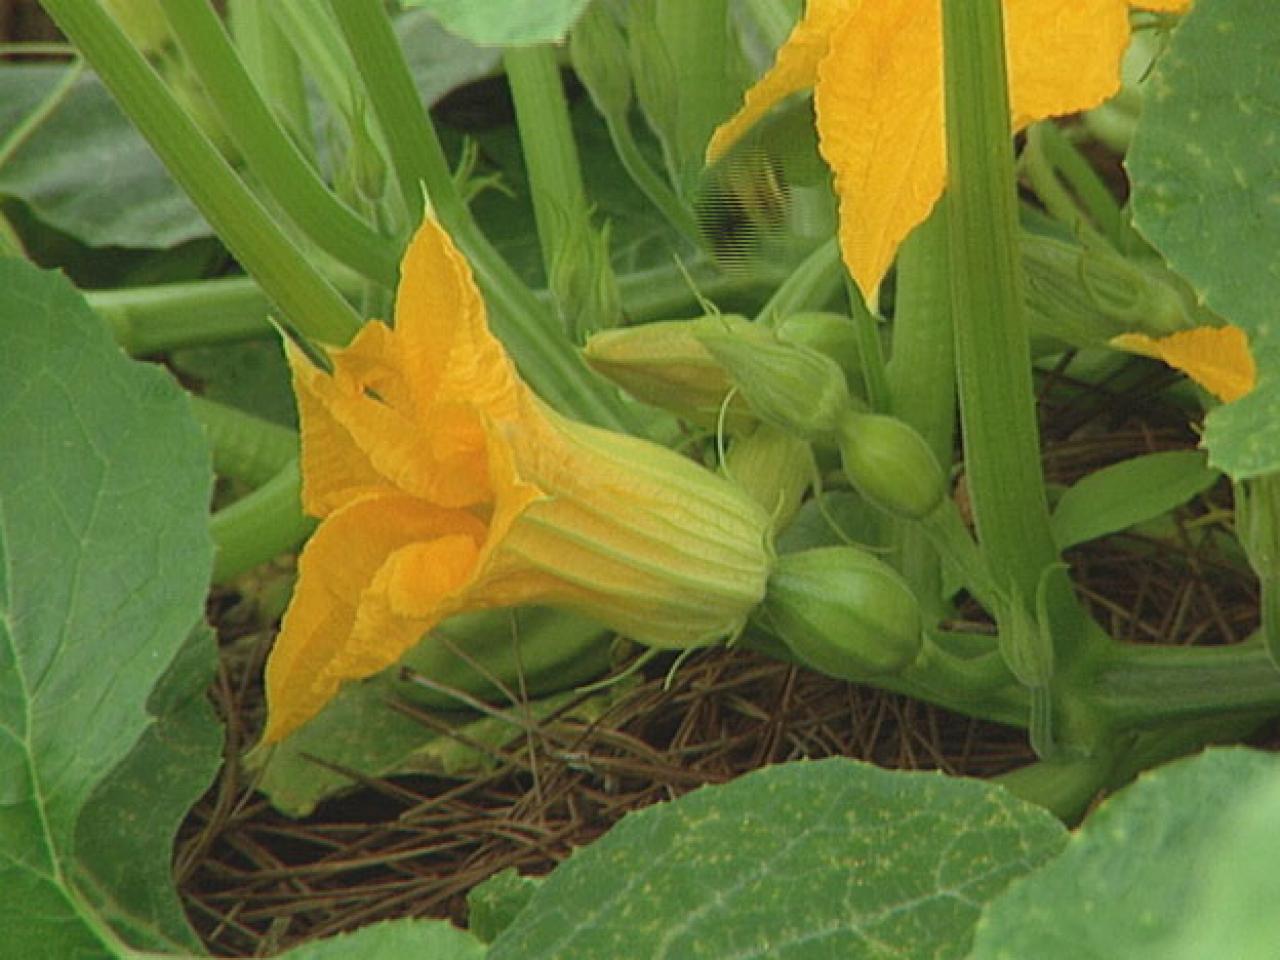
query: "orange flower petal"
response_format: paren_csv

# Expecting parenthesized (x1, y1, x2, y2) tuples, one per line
(286, 338, 393, 518)
(262, 493, 487, 743)
(395, 217, 522, 424)
(1130, 0, 1192, 11)
(1006, 0, 1131, 131)
(293, 316, 494, 510)
(706, 0, 861, 164)
(816, 0, 943, 298)
(1111, 326, 1256, 403)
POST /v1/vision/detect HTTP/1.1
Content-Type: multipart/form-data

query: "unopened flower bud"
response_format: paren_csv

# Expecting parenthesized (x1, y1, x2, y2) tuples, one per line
(759, 546, 923, 680)
(776, 311, 864, 397)
(583, 318, 754, 429)
(725, 424, 814, 533)
(694, 316, 851, 441)
(550, 217, 622, 339)
(837, 411, 945, 520)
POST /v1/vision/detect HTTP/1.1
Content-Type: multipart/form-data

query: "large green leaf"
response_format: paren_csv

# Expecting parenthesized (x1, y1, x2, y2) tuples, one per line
(1050, 450, 1220, 550)
(406, 0, 593, 45)
(0, 259, 218, 955)
(1128, 0, 1280, 480)
(488, 758, 1067, 959)
(966, 748, 1280, 959)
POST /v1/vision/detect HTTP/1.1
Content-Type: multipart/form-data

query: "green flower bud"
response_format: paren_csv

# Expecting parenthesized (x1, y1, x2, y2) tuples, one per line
(760, 546, 923, 680)
(346, 101, 388, 204)
(550, 217, 622, 339)
(776, 311, 864, 396)
(837, 411, 945, 520)
(582, 318, 754, 429)
(694, 316, 851, 441)
(725, 424, 814, 533)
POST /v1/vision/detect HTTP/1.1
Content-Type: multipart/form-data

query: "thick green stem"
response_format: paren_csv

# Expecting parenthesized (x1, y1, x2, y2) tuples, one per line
(328, 0, 639, 432)
(991, 753, 1114, 823)
(888, 202, 955, 609)
(210, 460, 314, 583)
(941, 0, 1062, 603)
(1084, 638, 1280, 730)
(503, 45, 590, 280)
(191, 395, 298, 488)
(90, 258, 788, 356)
(227, 0, 313, 163)
(40, 0, 361, 345)
(161, 0, 398, 287)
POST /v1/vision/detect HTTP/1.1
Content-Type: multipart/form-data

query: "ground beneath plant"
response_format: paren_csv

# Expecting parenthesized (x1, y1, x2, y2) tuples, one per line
(177, 365, 1264, 957)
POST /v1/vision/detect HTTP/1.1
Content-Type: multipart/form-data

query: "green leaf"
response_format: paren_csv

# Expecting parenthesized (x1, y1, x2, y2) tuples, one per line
(0, 65, 209, 248)
(1049, 450, 1220, 550)
(0, 259, 218, 955)
(488, 758, 1067, 959)
(966, 748, 1280, 959)
(275, 918, 485, 959)
(405, 0, 593, 45)
(468, 868, 543, 944)
(1128, 0, 1280, 480)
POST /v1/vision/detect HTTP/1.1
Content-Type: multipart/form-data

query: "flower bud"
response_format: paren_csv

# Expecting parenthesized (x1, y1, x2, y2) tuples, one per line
(694, 316, 851, 441)
(583, 318, 754, 429)
(837, 411, 945, 519)
(550, 217, 622, 339)
(759, 546, 923, 680)
(725, 424, 814, 533)
(776, 311, 864, 397)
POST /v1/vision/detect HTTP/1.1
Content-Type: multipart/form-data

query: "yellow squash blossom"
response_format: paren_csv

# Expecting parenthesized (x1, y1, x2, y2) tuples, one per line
(1112, 326, 1256, 403)
(262, 218, 772, 744)
(708, 0, 1191, 298)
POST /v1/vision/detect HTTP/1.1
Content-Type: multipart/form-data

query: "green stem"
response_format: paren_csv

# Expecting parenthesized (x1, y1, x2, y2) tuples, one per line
(754, 236, 842, 322)
(92, 278, 272, 354)
(845, 277, 891, 414)
(503, 45, 590, 280)
(1020, 123, 1110, 250)
(190, 395, 298, 488)
(210, 460, 314, 583)
(1083, 638, 1280, 730)
(940, 0, 1061, 603)
(227, 0, 314, 164)
(917, 502, 1000, 613)
(888, 202, 955, 608)
(991, 753, 1114, 823)
(603, 113, 701, 244)
(41, 0, 361, 345)
(161, 0, 398, 287)
(90, 257, 787, 356)
(329, 0, 640, 432)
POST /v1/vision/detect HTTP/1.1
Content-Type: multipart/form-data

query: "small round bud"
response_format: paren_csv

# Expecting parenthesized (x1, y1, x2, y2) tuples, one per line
(837, 412, 945, 520)
(760, 546, 923, 679)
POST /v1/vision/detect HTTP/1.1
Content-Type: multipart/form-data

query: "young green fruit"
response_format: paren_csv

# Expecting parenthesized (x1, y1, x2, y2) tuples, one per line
(760, 546, 923, 680)
(837, 411, 945, 520)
